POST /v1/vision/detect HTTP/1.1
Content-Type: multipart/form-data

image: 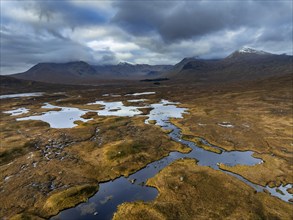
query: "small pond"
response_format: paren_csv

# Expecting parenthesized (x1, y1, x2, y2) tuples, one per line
(0, 92, 44, 99)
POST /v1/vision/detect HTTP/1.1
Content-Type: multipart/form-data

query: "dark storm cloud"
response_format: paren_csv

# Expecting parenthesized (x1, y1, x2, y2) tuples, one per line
(27, 0, 107, 28)
(0, 25, 118, 74)
(257, 24, 292, 43)
(0, 1, 119, 74)
(1, 0, 292, 74)
(0, 28, 95, 73)
(112, 1, 292, 43)
(1, 0, 109, 43)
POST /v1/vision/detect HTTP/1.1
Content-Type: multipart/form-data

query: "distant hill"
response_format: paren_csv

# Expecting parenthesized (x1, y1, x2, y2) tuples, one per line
(165, 47, 293, 82)
(166, 57, 200, 77)
(11, 61, 172, 84)
(93, 62, 172, 79)
(0, 74, 97, 95)
(8, 47, 293, 84)
(11, 61, 97, 84)
(0, 75, 49, 94)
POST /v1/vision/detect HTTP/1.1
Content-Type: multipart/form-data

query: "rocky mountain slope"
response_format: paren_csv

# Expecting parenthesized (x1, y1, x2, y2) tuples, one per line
(11, 61, 172, 84)
(9, 48, 293, 84)
(166, 48, 293, 82)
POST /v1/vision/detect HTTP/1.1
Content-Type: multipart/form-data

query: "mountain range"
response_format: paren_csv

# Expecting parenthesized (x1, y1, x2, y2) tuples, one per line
(8, 48, 293, 84)
(169, 48, 292, 83)
(10, 61, 172, 84)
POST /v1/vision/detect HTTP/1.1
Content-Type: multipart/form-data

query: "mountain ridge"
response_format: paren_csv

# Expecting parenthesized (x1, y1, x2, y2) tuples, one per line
(11, 61, 172, 84)
(164, 48, 293, 82)
(9, 48, 293, 84)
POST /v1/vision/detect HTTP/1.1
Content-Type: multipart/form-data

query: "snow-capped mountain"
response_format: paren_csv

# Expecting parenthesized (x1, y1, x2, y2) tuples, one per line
(237, 47, 271, 55)
(226, 47, 272, 59)
(165, 48, 292, 82)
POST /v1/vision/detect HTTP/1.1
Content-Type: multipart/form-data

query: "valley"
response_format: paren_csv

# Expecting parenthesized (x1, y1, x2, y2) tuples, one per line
(2, 0, 293, 219)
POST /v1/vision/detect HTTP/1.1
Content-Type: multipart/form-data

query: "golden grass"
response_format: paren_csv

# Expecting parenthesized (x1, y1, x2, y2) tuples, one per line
(42, 184, 98, 217)
(182, 134, 222, 154)
(219, 153, 293, 186)
(114, 159, 293, 220)
(1, 76, 292, 219)
(10, 214, 44, 220)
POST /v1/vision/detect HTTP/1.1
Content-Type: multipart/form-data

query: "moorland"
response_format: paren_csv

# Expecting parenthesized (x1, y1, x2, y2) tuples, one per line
(0, 49, 292, 219)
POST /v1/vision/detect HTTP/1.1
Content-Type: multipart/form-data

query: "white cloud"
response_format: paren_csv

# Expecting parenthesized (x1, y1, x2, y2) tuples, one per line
(70, 0, 115, 15)
(0, 0, 292, 74)
(87, 39, 139, 52)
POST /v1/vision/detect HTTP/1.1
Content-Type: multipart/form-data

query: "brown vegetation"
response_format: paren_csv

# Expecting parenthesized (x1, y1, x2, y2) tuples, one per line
(1, 72, 292, 219)
(114, 159, 293, 220)
(0, 94, 190, 218)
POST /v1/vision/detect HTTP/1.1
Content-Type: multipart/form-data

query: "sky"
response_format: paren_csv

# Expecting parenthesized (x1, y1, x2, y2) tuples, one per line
(1, 0, 292, 75)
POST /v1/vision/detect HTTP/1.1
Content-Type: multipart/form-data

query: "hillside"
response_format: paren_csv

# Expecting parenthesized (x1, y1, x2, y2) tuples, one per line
(165, 48, 293, 82)
(94, 62, 171, 79)
(11, 61, 96, 84)
(8, 48, 293, 85)
(11, 61, 172, 84)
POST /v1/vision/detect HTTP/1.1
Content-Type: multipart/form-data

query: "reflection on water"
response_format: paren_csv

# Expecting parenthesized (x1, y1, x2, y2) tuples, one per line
(3, 107, 29, 116)
(127, 99, 148, 102)
(146, 99, 187, 126)
(88, 101, 143, 117)
(5, 93, 290, 219)
(125, 92, 156, 96)
(265, 184, 293, 202)
(17, 103, 89, 128)
(0, 92, 44, 99)
(16, 98, 186, 128)
(52, 95, 291, 220)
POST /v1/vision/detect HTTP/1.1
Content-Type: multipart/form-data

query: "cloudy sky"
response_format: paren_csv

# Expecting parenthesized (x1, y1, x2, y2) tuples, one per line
(1, 0, 292, 74)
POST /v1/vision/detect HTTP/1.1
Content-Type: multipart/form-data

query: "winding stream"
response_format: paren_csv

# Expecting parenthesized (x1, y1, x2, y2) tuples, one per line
(50, 99, 292, 220)
(3, 95, 291, 219)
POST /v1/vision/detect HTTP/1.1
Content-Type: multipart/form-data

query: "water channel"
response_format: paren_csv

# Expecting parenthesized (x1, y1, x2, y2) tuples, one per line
(47, 99, 292, 220)
(3, 94, 291, 219)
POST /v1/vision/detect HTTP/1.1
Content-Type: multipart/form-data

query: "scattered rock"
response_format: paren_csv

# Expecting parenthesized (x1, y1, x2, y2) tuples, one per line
(4, 175, 13, 181)
(32, 162, 38, 168)
(129, 179, 136, 184)
(218, 122, 234, 128)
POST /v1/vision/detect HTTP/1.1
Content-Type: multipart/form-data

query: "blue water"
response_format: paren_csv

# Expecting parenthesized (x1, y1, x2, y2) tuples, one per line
(50, 100, 292, 220)
(52, 120, 293, 220)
